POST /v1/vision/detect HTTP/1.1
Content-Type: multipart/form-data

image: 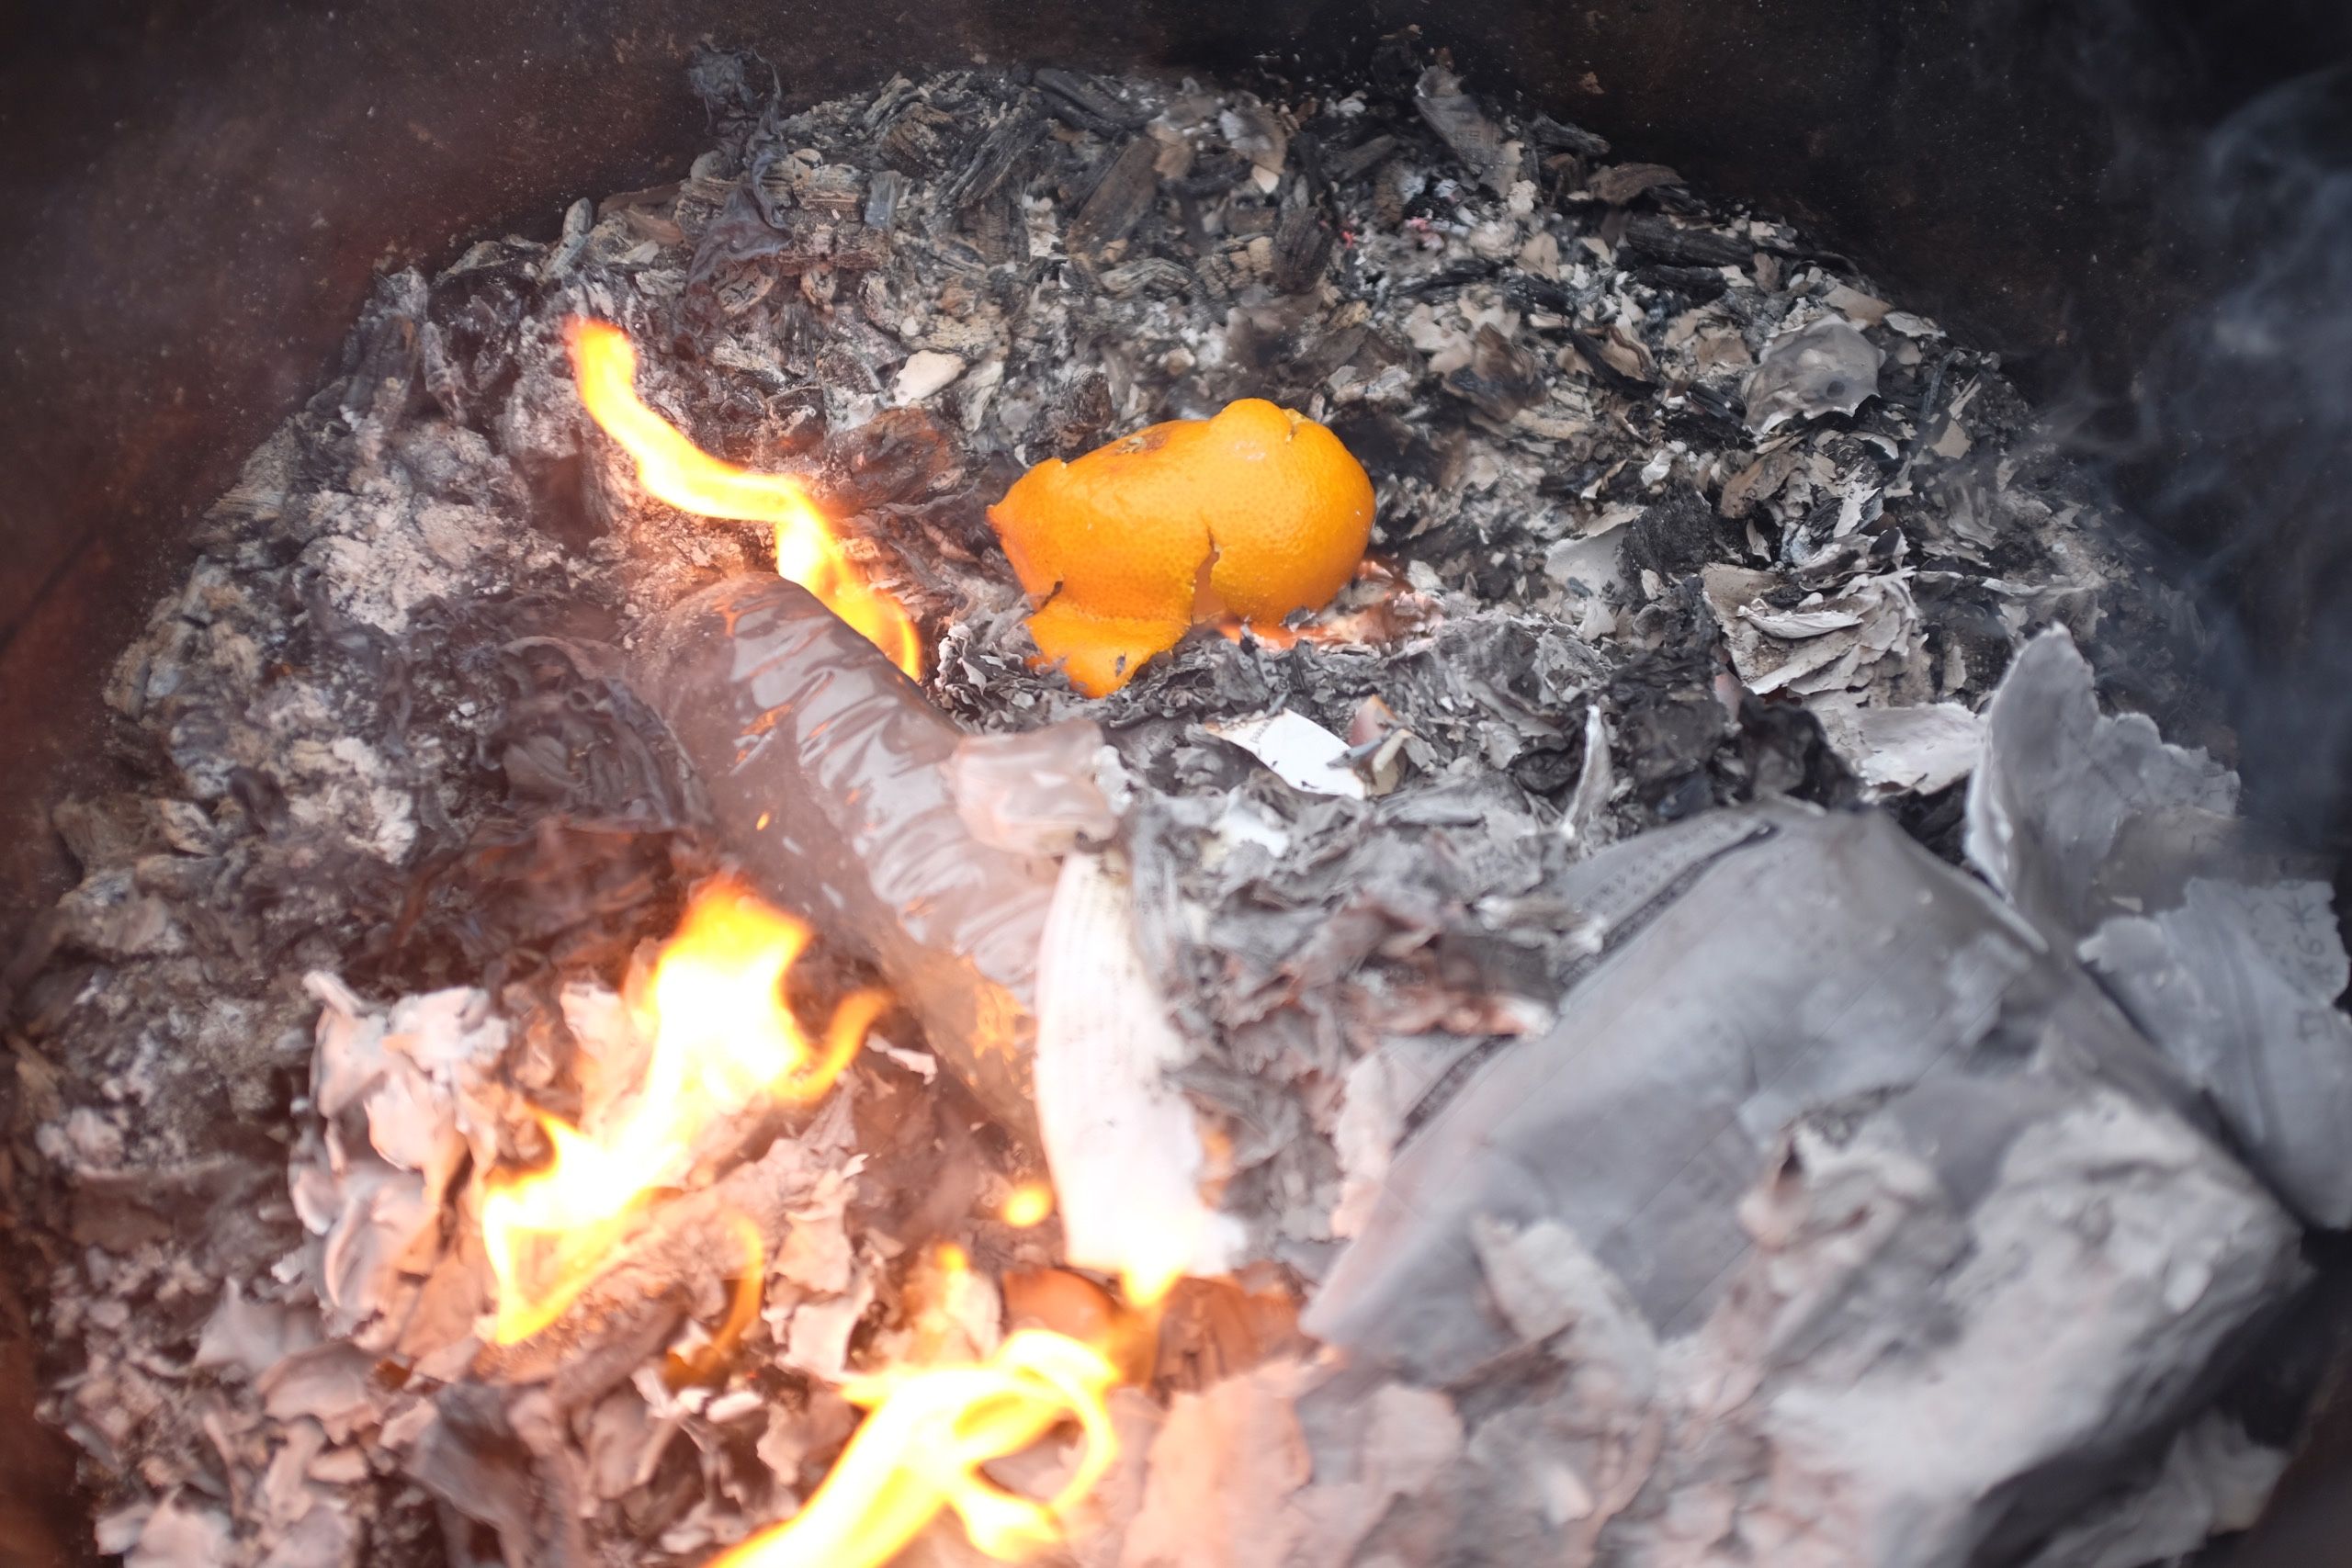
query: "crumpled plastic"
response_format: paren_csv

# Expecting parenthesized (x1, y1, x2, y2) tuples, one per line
(638, 574, 1064, 1143)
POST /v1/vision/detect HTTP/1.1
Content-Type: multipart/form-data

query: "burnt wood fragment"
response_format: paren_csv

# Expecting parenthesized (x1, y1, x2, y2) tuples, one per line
(1069, 135, 1163, 257)
(1328, 133, 1401, 183)
(1620, 213, 1754, 269)
(944, 106, 1046, 210)
(1035, 67, 1150, 135)
(1270, 204, 1335, 294)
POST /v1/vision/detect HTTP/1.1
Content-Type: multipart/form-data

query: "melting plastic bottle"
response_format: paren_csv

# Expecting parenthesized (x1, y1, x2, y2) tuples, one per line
(638, 575, 1063, 1144)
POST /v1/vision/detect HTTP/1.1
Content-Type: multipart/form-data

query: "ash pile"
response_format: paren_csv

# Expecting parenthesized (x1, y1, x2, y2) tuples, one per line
(6, 42, 2346, 1568)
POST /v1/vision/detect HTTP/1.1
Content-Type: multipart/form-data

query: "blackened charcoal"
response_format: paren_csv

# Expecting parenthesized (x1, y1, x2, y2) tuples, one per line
(1622, 485, 1735, 584)
(1329, 134, 1402, 183)
(1501, 270, 1576, 315)
(1271, 205, 1335, 294)
(877, 101, 956, 175)
(1395, 260, 1500, 299)
(944, 105, 1047, 209)
(1529, 112, 1612, 158)
(1415, 63, 1515, 194)
(1630, 262, 1731, 301)
(1619, 213, 1755, 268)
(1034, 68, 1151, 135)
(1562, 326, 1655, 395)
(1068, 135, 1162, 256)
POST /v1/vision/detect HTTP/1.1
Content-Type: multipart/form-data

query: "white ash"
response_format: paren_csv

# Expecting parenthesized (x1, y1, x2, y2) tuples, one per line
(2, 44, 2254, 1568)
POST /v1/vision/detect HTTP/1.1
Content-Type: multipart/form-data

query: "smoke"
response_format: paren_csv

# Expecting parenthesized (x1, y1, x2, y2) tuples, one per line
(1967, 0, 2352, 842)
(2124, 64, 2352, 840)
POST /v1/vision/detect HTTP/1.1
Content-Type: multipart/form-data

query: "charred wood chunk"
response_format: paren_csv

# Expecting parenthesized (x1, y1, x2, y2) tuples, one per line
(1372, 159, 1416, 229)
(1620, 214, 1754, 270)
(1502, 269, 1574, 315)
(878, 101, 956, 175)
(1529, 112, 1611, 158)
(1270, 204, 1335, 295)
(1034, 67, 1150, 136)
(830, 222, 892, 272)
(1098, 256, 1194, 299)
(963, 187, 1030, 266)
(1329, 133, 1401, 183)
(1225, 202, 1276, 237)
(1167, 150, 1249, 201)
(1069, 134, 1163, 258)
(1415, 62, 1515, 195)
(944, 106, 1046, 210)
(1631, 263, 1732, 303)
(1295, 321, 1371, 389)
(341, 270, 427, 433)
(1584, 162, 1683, 206)
(786, 162, 865, 220)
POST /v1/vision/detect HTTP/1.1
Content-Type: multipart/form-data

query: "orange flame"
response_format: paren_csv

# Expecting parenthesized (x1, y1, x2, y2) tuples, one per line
(480, 878, 887, 1345)
(707, 1237, 1178, 1568)
(567, 318, 924, 680)
(1001, 1180, 1054, 1228)
(711, 1328, 1121, 1568)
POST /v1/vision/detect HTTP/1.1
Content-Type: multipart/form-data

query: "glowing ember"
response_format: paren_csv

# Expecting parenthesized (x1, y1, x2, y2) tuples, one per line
(711, 1329, 1121, 1568)
(1001, 1179, 1054, 1228)
(480, 877, 887, 1345)
(567, 317, 923, 680)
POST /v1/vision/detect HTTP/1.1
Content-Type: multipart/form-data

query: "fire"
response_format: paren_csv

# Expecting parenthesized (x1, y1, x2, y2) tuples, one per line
(548, 326, 1211, 1555)
(567, 317, 923, 680)
(711, 1251, 1174, 1568)
(1001, 1179, 1053, 1228)
(710, 1330, 1121, 1568)
(480, 878, 888, 1345)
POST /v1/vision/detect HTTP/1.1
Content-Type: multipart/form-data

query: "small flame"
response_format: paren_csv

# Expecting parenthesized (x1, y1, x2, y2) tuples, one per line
(1001, 1180, 1053, 1228)
(710, 1329, 1120, 1568)
(567, 318, 923, 680)
(707, 1211, 1179, 1568)
(1112, 1245, 1187, 1316)
(481, 878, 887, 1345)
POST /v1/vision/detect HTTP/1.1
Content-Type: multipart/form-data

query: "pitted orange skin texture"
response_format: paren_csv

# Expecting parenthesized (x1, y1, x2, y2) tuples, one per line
(988, 398, 1375, 695)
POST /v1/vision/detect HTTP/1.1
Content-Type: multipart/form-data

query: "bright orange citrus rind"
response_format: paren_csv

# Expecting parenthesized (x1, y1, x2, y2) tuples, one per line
(987, 398, 1375, 695)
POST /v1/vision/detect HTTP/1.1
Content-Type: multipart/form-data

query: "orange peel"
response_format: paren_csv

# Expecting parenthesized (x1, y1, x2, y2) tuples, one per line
(988, 399, 1375, 695)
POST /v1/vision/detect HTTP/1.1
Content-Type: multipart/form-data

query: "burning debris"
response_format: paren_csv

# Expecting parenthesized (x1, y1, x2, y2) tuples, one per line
(4, 41, 2331, 1568)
